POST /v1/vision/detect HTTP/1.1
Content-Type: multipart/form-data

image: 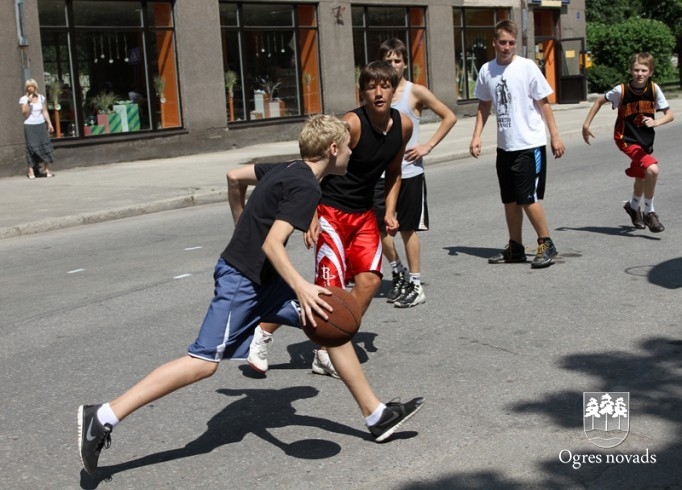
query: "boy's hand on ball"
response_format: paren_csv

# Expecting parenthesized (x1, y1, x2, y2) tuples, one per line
(296, 284, 332, 327)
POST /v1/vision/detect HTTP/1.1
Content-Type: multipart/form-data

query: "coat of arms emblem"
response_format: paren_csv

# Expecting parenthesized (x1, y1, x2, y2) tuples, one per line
(583, 392, 629, 448)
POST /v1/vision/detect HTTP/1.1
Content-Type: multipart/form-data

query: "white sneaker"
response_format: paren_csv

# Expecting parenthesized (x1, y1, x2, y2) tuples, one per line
(312, 349, 340, 379)
(247, 326, 273, 373)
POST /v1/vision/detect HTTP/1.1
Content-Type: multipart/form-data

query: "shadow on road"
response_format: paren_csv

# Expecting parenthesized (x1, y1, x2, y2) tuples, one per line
(79, 385, 368, 489)
(648, 257, 682, 289)
(443, 245, 499, 258)
(395, 336, 682, 489)
(555, 225, 661, 240)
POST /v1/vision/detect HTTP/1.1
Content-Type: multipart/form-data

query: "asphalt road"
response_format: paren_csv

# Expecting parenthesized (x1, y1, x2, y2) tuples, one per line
(1, 127, 681, 489)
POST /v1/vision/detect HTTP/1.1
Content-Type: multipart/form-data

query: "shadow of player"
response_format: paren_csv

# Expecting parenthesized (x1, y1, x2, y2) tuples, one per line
(80, 385, 369, 488)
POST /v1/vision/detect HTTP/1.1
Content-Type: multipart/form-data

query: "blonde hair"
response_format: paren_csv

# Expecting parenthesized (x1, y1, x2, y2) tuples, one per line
(299, 114, 350, 161)
(25, 78, 39, 91)
(631, 52, 655, 72)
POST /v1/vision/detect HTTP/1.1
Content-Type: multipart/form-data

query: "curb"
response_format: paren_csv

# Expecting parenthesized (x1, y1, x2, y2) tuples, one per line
(0, 190, 227, 240)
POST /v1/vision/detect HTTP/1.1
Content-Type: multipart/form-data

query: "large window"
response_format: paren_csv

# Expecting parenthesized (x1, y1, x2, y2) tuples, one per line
(220, 2, 321, 123)
(453, 8, 508, 101)
(352, 6, 427, 103)
(38, 0, 181, 139)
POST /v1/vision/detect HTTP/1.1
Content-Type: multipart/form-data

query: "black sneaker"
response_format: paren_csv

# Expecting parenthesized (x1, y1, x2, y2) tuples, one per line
(488, 240, 527, 264)
(78, 404, 112, 475)
(394, 282, 426, 308)
(386, 271, 407, 303)
(531, 238, 558, 269)
(643, 212, 665, 233)
(623, 202, 645, 229)
(368, 397, 424, 442)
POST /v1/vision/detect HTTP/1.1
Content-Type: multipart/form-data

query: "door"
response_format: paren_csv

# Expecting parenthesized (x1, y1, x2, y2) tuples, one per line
(556, 37, 587, 103)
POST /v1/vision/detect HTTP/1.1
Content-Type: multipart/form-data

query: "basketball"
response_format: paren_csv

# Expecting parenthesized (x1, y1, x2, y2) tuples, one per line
(303, 287, 362, 347)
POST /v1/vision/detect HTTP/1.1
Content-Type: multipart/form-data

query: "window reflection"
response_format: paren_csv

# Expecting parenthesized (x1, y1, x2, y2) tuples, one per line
(453, 8, 509, 100)
(352, 5, 428, 88)
(39, 0, 180, 139)
(220, 2, 321, 123)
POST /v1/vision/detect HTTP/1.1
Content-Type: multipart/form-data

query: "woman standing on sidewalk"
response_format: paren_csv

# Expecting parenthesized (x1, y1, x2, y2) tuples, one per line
(19, 79, 55, 179)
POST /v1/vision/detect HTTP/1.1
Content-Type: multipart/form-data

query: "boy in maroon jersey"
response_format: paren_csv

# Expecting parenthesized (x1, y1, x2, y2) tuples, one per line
(583, 52, 674, 232)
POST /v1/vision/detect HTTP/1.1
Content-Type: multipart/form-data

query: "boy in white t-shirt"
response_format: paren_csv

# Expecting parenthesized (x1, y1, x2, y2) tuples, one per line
(469, 19, 565, 269)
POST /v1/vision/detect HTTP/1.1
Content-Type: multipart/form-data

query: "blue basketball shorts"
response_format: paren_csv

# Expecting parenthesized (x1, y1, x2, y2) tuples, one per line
(187, 258, 301, 362)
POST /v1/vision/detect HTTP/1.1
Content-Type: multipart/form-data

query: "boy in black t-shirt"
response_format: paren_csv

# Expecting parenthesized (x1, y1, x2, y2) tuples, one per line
(77, 115, 424, 476)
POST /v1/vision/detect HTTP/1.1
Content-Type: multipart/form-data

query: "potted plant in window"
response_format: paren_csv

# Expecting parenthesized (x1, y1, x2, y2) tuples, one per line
(49, 78, 64, 137)
(258, 76, 282, 117)
(91, 91, 118, 134)
(303, 71, 312, 114)
(224, 70, 238, 122)
(50, 78, 64, 112)
(153, 75, 166, 103)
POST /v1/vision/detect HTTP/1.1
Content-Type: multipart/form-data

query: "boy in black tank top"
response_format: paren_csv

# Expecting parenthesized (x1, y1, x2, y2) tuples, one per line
(248, 62, 413, 378)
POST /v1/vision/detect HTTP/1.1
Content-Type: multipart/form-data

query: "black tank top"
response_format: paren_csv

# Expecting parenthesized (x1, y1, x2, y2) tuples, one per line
(616, 81, 656, 152)
(320, 106, 403, 213)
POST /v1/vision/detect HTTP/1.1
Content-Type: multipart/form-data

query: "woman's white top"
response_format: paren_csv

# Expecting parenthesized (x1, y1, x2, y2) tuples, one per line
(19, 94, 47, 125)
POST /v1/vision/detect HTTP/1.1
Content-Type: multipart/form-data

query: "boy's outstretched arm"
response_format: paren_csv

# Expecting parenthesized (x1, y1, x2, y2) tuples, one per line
(227, 165, 258, 224)
(582, 95, 608, 144)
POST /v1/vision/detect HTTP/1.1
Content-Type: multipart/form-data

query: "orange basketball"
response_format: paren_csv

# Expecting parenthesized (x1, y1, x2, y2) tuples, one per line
(303, 287, 362, 347)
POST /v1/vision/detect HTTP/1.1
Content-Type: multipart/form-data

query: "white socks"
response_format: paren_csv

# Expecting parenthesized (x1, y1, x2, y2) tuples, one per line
(97, 403, 120, 428)
(631, 195, 655, 214)
(365, 403, 387, 426)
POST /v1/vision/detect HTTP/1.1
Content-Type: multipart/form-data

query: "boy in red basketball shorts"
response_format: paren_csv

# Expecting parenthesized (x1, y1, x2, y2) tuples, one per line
(583, 52, 674, 232)
(243, 61, 412, 377)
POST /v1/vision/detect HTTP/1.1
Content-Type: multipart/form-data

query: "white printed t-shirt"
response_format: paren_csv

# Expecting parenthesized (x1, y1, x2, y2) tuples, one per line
(474, 55, 553, 151)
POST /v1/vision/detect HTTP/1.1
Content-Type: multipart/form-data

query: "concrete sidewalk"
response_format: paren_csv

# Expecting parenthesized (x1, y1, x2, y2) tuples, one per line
(1, 97, 678, 240)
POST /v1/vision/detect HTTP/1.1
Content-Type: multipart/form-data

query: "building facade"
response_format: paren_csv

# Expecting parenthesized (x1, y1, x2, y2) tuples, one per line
(1, 0, 585, 177)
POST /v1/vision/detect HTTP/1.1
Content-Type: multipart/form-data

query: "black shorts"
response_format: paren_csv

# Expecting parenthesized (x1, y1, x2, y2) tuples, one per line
(496, 146, 547, 205)
(373, 174, 429, 233)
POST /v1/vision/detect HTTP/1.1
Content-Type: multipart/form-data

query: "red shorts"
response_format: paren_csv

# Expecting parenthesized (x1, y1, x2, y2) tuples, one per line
(615, 140, 658, 179)
(314, 204, 383, 287)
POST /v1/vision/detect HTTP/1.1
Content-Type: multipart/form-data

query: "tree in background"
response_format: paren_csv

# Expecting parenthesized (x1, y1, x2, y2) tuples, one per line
(585, 0, 640, 23)
(586, 18, 675, 92)
(586, 0, 682, 89)
(640, 0, 682, 87)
